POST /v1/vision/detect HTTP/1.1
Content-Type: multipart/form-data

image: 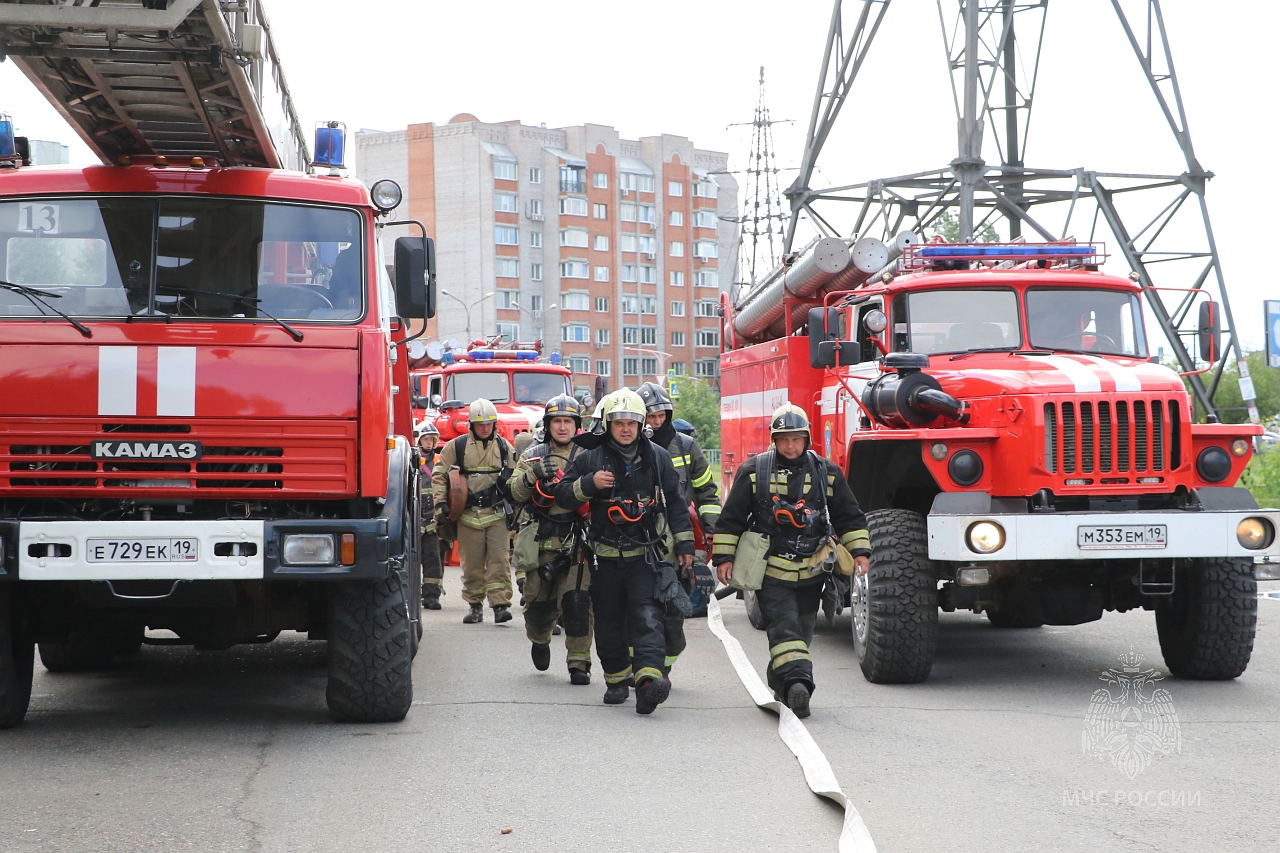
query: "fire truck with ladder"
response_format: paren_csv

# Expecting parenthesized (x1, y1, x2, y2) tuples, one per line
(0, 0, 435, 727)
(719, 234, 1279, 684)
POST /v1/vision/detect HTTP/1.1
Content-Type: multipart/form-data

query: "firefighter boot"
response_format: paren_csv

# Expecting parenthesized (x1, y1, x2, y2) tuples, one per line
(422, 590, 441, 611)
(570, 667, 591, 686)
(603, 684, 629, 705)
(463, 604, 484, 624)
(634, 676, 671, 716)
(531, 642, 551, 671)
(493, 605, 513, 624)
(786, 682, 812, 719)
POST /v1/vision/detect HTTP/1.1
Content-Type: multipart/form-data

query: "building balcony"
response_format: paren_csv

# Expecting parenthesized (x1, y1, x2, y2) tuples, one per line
(560, 179, 587, 194)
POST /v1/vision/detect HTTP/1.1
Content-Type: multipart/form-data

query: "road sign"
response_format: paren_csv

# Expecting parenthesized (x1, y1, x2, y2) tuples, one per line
(1267, 300, 1280, 368)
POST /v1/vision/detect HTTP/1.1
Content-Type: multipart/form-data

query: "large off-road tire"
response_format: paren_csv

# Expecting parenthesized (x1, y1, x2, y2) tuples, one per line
(853, 509, 938, 684)
(743, 589, 767, 630)
(1156, 557, 1256, 680)
(326, 574, 414, 723)
(0, 587, 34, 729)
(38, 625, 116, 673)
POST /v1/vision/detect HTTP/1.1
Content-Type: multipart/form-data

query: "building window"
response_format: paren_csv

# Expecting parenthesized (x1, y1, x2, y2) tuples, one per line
(670, 301, 685, 317)
(530, 230, 542, 247)
(620, 234, 638, 253)
(639, 205, 656, 224)
(596, 327, 610, 345)
(668, 181, 684, 197)
(670, 271, 685, 287)
(494, 159, 517, 181)
(594, 235, 609, 251)
(495, 322, 520, 342)
(569, 355, 590, 373)
(594, 265, 610, 282)
(593, 203, 608, 220)
(495, 258, 520, 279)
(695, 359, 718, 377)
(528, 167, 541, 184)
(559, 165, 586, 193)
(527, 199, 542, 217)
(696, 329, 720, 348)
(694, 240, 718, 259)
(621, 265, 638, 283)
(560, 196, 588, 216)
(494, 225, 519, 245)
(638, 236, 656, 255)
(621, 295, 638, 314)
(531, 263, 543, 281)
(561, 290, 590, 311)
(559, 261, 588, 279)
(623, 357, 639, 376)
(641, 357, 658, 375)
(530, 295, 543, 311)
(640, 295, 657, 315)
(595, 296, 609, 312)
(495, 192, 518, 213)
(619, 202, 637, 222)
(593, 172, 609, 189)
(561, 323, 590, 343)
(639, 266, 657, 285)
(669, 210, 683, 227)
(695, 271, 718, 288)
(670, 361, 686, 375)
(671, 331, 686, 347)
(560, 228, 589, 248)
(694, 209, 718, 229)
(620, 173, 655, 193)
(692, 178, 718, 198)
(622, 326, 639, 344)
(695, 299, 718, 317)
(596, 359, 611, 376)
(497, 289, 520, 309)
(641, 326, 657, 345)
(669, 241, 684, 257)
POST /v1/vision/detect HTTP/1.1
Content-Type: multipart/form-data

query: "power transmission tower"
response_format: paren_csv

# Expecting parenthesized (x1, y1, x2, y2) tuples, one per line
(730, 67, 792, 292)
(782, 0, 1257, 424)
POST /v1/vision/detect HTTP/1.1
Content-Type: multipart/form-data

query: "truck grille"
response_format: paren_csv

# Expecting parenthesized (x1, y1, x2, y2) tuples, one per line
(1044, 399, 1181, 478)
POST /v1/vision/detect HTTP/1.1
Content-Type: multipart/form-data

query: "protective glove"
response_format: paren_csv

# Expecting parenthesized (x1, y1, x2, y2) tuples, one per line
(692, 562, 715, 595)
(530, 457, 559, 481)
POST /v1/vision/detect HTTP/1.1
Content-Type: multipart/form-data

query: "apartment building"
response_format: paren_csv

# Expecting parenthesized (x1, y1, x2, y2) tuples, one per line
(356, 116, 737, 390)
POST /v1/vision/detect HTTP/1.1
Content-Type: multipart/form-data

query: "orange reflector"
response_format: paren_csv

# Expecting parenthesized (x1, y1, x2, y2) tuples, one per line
(387, 437, 397, 449)
(340, 533, 356, 566)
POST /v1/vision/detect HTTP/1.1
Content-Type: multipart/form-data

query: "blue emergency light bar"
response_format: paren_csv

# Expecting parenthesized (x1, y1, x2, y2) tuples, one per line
(918, 244, 1096, 258)
(467, 349, 539, 361)
(313, 121, 346, 169)
(0, 114, 16, 160)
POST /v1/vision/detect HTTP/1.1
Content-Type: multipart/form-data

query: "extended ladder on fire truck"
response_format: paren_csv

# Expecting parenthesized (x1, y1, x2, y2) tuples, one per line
(0, 0, 307, 169)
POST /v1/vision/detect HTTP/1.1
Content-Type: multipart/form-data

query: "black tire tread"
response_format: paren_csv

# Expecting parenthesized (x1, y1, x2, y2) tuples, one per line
(326, 573, 414, 723)
(1157, 557, 1255, 680)
(856, 509, 938, 684)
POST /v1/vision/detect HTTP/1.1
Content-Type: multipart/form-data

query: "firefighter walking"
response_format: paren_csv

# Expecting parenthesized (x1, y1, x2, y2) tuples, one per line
(509, 395, 593, 684)
(432, 399, 517, 624)
(712, 403, 870, 718)
(556, 389, 695, 715)
(636, 381, 719, 674)
(416, 421, 445, 610)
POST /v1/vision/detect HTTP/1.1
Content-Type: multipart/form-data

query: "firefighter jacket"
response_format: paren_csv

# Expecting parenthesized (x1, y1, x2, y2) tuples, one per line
(509, 440, 581, 554)
(651, 420, 721, 533)
(712, 451, 871, 586)
(555, 434, 695, 561)
(419, 449, 439, 535)
(431, 432, 515, 530)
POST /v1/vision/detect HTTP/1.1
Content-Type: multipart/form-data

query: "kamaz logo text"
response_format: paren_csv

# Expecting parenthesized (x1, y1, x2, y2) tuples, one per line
(91, 441, 202, 460)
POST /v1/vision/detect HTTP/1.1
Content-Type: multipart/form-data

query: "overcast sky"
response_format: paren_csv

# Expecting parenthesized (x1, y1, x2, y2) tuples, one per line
(2, 0, 1275, 350)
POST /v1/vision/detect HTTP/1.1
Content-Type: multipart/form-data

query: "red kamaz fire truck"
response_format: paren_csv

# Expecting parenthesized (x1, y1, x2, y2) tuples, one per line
(0, 0, 435, 727)
(720, 236, 1278, 684)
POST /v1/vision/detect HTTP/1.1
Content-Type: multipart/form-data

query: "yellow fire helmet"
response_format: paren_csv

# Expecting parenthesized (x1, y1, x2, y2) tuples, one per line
(468, 398, 499, 424)
(770, 403, 811, 440)
(602, 388, 646, 423)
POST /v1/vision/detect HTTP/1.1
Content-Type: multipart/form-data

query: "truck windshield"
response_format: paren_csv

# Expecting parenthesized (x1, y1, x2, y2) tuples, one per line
(1026, 288, 1147, 357)
(899, 288, 1021, 355)
(0, 196, 363, 321)
(513, 372, 570, 405)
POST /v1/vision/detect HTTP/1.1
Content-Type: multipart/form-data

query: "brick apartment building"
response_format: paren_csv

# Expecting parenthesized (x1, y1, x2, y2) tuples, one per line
(356, 116, 737, 392)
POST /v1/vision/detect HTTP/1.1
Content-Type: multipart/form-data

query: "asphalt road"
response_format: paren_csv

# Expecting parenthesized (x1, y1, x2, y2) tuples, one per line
(3, 572, 1278, 853)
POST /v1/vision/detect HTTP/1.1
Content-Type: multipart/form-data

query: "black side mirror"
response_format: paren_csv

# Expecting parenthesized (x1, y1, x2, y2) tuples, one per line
(440, 399, 465, 411)
(1198, 300, 1221, 362)
(808, 306, 857, 369)
(394, 235, 437, 319)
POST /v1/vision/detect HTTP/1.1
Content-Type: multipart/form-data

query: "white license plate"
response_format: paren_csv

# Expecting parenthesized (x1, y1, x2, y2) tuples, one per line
(85, 538, 199, 562)
(1077, 525, 1167, 550)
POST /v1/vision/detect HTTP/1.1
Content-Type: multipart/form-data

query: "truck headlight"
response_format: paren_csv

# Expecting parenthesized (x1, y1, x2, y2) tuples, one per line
(1236, 517, 1274, 551)
(282, 534, 336, 565)
(966, 521, 1005, 554)
(1197, 446, 1232, 482)
(370, 179, 403, 212)
(948, 450, 983, 486)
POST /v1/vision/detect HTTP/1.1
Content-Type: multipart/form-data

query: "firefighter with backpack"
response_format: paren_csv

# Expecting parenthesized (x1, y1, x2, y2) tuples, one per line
(432, 399, 517, 624)
(712, 403, 871, 718)
(509, 394, 593, 684)
(555, 389, 695, 715)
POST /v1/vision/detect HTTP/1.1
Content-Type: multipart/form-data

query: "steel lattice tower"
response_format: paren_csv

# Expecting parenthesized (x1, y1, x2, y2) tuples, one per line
(731, 68, 791, 293)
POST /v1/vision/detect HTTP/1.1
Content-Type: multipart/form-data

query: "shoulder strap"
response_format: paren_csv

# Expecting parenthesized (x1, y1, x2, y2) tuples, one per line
(451, 435, 469, 476)
(754, 451, 775, 512)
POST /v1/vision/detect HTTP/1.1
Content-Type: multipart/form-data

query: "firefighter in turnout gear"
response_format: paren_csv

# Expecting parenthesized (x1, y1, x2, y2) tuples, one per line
(510, 395, 593, 683)
(712, 403, 871, 718)
(416, 421, 445, 610)
(432, 399, 517, 624)
(556, 389, 695, 715)
(636, 381, 720, 671)
(512, 413, 542, 603)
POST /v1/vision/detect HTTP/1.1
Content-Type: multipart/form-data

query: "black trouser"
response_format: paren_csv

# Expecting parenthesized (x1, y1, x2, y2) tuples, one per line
(421, 531, 444, 597)
(757, 576, 824, 696)
(591, 556, 667, 687)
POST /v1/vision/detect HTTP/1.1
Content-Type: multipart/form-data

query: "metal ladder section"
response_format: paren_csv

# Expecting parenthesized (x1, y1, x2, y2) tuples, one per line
(0, 0, 308, 169)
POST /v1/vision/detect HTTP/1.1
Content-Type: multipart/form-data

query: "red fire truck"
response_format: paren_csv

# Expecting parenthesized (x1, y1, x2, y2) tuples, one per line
(720, 237, 1278, 684)
(0, 1, 434, 726)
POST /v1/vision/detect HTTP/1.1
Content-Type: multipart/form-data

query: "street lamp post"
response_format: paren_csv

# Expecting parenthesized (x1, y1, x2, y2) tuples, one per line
(623, 347, 672, 385)
(520, 301, 555, 342)
(440, 289, 494, 341)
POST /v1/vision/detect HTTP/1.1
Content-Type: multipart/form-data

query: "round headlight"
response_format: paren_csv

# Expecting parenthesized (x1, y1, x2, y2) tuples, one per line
(863, 309, 888, 334)
(1230, 438, 1251, 458)
(930, 442, 948, 461)
(949, 449, 984, 486)
(1236, 517, 1274, 550)
(370, 179, 403, 212)
(1196, 446, 1232, 483)
(966, 521, 1005, 554)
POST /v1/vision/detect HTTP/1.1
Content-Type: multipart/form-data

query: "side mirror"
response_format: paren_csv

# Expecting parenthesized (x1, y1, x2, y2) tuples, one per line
(1198, 300, 1221, 362)
(808, 306, 857, 369)
(394, 235, 437, 319)
(440, 399, 465, 411)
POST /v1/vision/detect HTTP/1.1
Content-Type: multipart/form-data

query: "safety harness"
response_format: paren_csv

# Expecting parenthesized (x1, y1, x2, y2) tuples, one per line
(752, 450, 832, 559)
(450, 433, 513, 509)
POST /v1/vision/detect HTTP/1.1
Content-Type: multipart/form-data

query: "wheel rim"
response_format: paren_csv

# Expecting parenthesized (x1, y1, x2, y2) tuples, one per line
(852, 573, 869, 644)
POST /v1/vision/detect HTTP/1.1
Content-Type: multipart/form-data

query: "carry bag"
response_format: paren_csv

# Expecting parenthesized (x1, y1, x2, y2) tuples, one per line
(728, 531, 770, 591)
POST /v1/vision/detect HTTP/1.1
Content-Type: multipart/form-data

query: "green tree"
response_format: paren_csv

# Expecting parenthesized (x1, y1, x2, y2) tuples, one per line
(1195, 350, 1280, 425)
(670, 376, 720, 450)
(1242, 448, 1280, 507)
(928, 209, 998, 243)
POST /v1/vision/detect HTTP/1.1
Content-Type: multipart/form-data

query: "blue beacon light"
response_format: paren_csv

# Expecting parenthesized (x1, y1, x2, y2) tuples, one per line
(313, 121, 346, 170)
(0, 114, 17, 161)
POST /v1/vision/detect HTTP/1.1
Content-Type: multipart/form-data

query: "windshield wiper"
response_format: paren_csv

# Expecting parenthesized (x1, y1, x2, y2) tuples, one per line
(0, 280, 93, 337)
(948, 346, 1019, 361)
(155, 285, 304, 342)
